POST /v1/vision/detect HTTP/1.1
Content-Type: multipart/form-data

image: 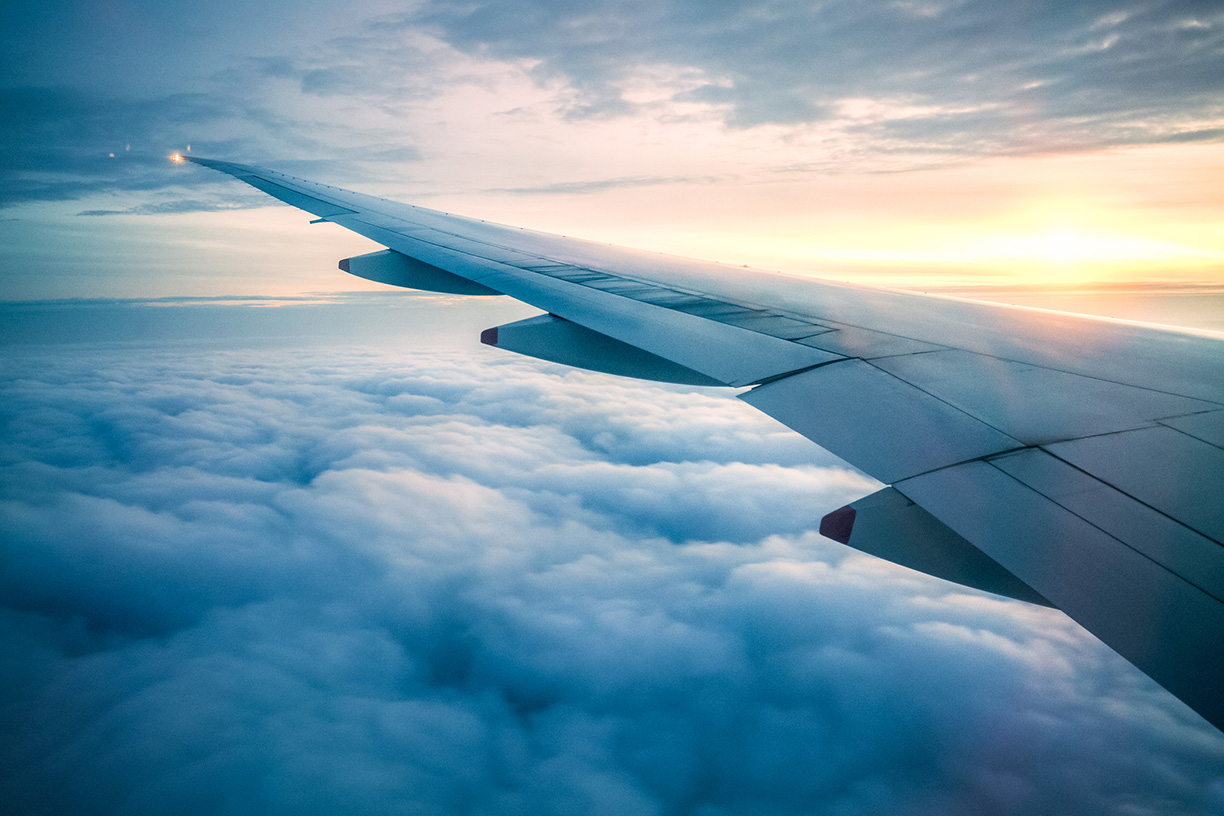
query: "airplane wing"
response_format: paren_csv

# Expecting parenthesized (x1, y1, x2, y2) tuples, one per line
(184, 157, 1224, 731)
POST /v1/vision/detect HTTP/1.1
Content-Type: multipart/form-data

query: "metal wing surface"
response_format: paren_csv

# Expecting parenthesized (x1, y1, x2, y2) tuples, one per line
(187, 157, 1224, 731)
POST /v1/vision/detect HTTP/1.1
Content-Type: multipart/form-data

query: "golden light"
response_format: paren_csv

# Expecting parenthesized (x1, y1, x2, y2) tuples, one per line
(1032, 229, 1097, 265)
(957, 226, 1215, 268)
(170, 153, 184, 163)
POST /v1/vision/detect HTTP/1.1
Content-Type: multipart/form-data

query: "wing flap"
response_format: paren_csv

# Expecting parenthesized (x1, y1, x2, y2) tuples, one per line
(872, 350, 1219, 446)
(797, 324, 946, 358)
(740, 359, 1020, 483)
(1159, 409, 1224, 448)
(1047, 426, 1224, 544)
(897, 459, 1224, 731)
(989, 449, 1224, 599)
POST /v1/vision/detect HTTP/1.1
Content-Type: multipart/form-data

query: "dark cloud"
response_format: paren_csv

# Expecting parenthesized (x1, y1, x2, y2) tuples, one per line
(0, 2, 430, 206)
(0, 86, 271, 209)
(0, 77, 420, 209)
(1157, 127, 1224, 144)
(2, 308, 1222, 814)
(77, 199, 267, 217)
(415, 0, 1224, 152)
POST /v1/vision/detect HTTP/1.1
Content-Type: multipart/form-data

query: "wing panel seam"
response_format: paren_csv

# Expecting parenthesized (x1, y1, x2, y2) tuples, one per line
(1031, 446, 1224, 547)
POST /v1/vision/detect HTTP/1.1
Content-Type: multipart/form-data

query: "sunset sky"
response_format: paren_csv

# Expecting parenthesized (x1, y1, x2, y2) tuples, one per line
(3, 0, 1223, 306)
(3, 3, 1224, 814)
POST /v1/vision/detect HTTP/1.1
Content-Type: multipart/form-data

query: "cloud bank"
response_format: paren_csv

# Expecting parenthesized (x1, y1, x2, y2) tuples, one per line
(2, 321, 1223, 815)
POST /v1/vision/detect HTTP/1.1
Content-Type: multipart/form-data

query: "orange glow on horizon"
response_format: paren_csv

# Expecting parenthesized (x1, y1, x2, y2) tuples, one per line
(570, 143, 1224, 290)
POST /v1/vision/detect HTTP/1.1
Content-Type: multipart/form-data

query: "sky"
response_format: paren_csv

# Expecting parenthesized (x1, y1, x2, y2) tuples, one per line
(2, 0, 1224, 302)
(3, 1, 1224, 814)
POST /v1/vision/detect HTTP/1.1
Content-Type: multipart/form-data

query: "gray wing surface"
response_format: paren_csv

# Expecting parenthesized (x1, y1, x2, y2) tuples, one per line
(187, 157, 1224, 731)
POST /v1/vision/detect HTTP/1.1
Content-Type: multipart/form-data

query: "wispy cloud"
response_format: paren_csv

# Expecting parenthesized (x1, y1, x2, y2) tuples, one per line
(416, 0, 1224, 150)
(77, 198, 267, 217)
(487, 174, 722, 195)
(6, 0, 1222, 214)
(0, 86, 268, 208)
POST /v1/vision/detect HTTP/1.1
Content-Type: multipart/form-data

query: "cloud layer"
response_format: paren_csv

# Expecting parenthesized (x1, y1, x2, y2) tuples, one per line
(3, 322, 1223, 815)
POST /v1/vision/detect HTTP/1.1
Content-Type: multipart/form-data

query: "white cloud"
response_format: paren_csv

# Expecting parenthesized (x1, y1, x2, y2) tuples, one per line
(1, 334, 1222, 815)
